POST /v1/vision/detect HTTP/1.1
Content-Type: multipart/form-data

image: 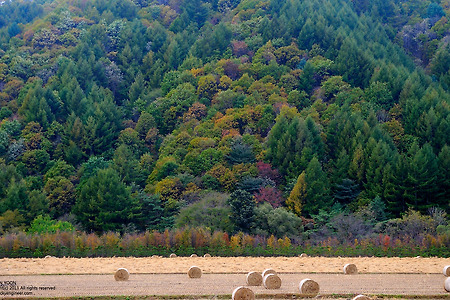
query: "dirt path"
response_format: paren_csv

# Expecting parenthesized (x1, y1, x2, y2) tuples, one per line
(0, 273, 448, 298)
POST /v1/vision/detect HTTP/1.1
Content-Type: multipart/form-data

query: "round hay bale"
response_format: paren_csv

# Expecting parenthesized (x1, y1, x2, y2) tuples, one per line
(299, 278, 320, 296)
(300, 253, 308, 257)
(190, 254, 198, 257)
(169, 253, 177, 258)
(262, 268, 277, 277)
(204, 253, 211, 258)
(188, 266, 202, 278)
(263, 273, 281, 289)
(344, 263, 358, 275)
(445, 277, 450, 292)
(246, 271, 263, 286)
(352, 295, 371, 300)
(232, 286, 255, 300)
(444, 265, 450, 277)
(114, 268, 130, 281)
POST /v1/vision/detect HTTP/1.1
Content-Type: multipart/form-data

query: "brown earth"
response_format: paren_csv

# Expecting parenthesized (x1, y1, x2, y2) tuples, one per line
(1, 256, 450, 299)
(2, 256, 449, 275)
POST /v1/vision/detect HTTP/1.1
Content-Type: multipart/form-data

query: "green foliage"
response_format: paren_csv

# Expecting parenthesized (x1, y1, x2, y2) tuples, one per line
(226, 136, 255, 165)
(365, 81, 394, 110)
(0, 209, 26, 233)
(133, 192, 168, 231)
(254, 203, 303, 238)
(79, 157, 110, 183)
(73, 168, 136, 233)
(176, 192, 234, 232)
(302, 156, 331, 217)
(28, 215, 74, 234)
(383, 209, 439, 239)
(44, 160, 75, 182)
(228, 189, 255, 233)
(147, 156, 179, 183)
(266, 107, 324, 179)
(184, 148, 224, 176)
(44, 176, 76, 217)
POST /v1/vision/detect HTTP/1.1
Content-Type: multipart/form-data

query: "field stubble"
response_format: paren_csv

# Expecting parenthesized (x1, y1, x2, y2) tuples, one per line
(1, 256, 449, 299)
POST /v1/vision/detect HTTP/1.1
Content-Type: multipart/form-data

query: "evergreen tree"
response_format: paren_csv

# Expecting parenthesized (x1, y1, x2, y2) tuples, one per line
(303, 156, 331, 217)
(226, 137, 255, 165)
(333, 178, 360, 205)
(73, 168, 135, 233)
(406, 143, 440, 213)
(437, 145, 450, 212)
(335, 38, 374, 88)
(227, 189, 255, 233)
(134, 192, 167, 231)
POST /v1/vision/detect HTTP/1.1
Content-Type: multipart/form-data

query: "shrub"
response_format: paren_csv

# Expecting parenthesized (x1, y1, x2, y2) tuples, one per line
(28, 215, 74, 234)
(253, 203, 303, 238)
(175, 192, 234, 232)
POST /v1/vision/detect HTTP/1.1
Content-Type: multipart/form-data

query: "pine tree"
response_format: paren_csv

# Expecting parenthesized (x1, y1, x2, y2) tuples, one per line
(406, 143, 440, 213)
(227, 189, 255, 233)
(437, 145, 450, 211)
(349, 143, 365, 184)
(303, 156, 331, 217)
(73, 168, 135, 233)
(333, 178, 359, 205)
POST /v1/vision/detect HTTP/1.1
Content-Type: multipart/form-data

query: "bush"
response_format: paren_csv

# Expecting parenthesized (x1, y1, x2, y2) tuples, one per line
(175, 192, 234, 232)
(253, 203, 303, 238)
(28, 215, 74, 234)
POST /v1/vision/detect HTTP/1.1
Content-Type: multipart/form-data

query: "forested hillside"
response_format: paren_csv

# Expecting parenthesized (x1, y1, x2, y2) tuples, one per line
(0, 0, 449, 248)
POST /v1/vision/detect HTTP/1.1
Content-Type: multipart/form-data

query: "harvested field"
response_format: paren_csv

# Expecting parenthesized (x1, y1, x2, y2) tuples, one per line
(1, 257, 449, 299)
(1, 256, 449, 275)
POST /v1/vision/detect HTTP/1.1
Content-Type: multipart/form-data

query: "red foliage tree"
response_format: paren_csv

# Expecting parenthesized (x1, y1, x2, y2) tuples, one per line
(254, 186, 284, 208)
(231, 40, 249, 57)
(223, 60, 241, 80)
(256, 161, 280, 183)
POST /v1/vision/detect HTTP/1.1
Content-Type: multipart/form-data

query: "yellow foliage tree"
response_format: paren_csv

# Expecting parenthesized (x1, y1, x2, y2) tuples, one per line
(286, 172, 307, 217)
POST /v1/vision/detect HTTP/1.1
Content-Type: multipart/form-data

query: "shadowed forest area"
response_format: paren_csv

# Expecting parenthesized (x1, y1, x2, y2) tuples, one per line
(0, 0, 449, 257)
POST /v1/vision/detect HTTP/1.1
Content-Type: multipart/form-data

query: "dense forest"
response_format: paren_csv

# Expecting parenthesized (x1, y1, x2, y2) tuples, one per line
(0, 0, 449, 251)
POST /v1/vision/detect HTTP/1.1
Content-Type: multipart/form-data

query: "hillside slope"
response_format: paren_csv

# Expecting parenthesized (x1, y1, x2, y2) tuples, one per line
(0, 0, 448, 242)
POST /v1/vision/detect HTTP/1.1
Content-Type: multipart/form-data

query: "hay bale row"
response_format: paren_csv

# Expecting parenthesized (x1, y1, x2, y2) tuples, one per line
(169, 253, 212, 258)
(114, 262, 450, 297)
(114, 265, 205, 282)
